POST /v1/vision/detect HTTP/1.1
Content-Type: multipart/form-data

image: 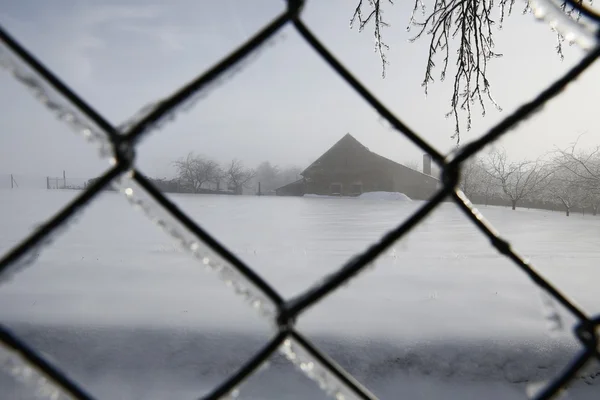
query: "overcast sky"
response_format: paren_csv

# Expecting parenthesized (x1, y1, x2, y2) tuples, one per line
(1, 0, 598, 182)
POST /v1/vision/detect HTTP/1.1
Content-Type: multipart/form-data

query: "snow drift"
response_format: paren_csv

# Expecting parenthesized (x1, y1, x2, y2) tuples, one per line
(357, 191, 412, 201)
(303, 191, 412, 201)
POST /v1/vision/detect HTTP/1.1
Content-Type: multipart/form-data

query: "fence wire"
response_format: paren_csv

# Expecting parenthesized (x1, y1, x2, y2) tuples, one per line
(1, 1, 600, 399)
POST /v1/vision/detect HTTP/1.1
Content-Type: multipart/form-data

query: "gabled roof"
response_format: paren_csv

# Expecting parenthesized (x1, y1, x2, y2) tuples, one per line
(301, 133, 368, 176)
(302, 133, 439, 182)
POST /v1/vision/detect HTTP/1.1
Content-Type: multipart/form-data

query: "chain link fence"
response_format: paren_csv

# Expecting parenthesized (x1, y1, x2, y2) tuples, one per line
(1, 1, 599, 399)
(0, 173, 87, 190)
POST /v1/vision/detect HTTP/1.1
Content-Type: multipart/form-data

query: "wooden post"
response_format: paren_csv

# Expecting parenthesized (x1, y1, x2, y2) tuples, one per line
(47, 176, 50, 189)
(63, 170, 66, 189)
(10, 174, 13, 189)
(258, 182, 261, 196)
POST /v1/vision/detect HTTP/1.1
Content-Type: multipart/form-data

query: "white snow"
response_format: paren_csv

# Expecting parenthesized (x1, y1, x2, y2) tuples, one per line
(0, 189, 598, 399)
(303, 191, 412, 202)
(303, 193, 350, 199)
(357, 191, 412, 201)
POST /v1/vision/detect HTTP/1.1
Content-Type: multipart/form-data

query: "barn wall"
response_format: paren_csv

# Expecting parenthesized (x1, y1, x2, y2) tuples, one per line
(389, 167, 439, 200)
(303, 165, 439, 199)
(275, 179, 305, 196)
(304, 170, 393, 196)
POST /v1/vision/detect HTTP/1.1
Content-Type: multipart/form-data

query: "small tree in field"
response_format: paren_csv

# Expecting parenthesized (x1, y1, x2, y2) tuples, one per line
(225, 159, 256, 195)
(253, 162, 304, 194)
(484, 147, 553, 210)
(254, 161, 281, 193)
(479, 166, 498, 206)
(544, 167, 587, 216)
(458, 156, 488, 199)
(582, 192, 600, 216)
(173, 152, 223, 193)
(554, 140, 600, 215)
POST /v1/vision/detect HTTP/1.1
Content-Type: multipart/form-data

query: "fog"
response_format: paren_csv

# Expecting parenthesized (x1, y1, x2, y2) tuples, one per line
(1, 0, 599, 184)
(1, 2, 600, 399)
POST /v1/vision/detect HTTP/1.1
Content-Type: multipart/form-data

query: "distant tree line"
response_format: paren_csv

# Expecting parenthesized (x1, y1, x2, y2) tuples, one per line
(84, 141, 599, 217)
(86, 153, 303, 196)
(252, 161, 303, 195)
(172, 153, 302, 195)
(457, 140, 600, 216)
(171, 152, 258, 195)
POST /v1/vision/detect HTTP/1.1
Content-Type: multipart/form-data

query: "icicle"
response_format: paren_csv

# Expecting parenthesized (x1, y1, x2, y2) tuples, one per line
(527, 0, 598, 50)
(539, 289, 564, 335)
(0, 342, 74, 400)
(279, 338, 365, 400)
(0, 40, 113, 159)
(113, 176, 279, 321)
(526, 380, 572, 399)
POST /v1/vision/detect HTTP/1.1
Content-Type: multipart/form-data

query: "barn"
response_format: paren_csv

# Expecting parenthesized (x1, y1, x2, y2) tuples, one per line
(276, 133, 440, 200)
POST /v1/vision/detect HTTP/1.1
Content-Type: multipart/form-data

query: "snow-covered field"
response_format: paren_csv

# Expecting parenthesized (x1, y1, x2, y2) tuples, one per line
(0, 189, 599, 399)
(304, 191, 412, 201)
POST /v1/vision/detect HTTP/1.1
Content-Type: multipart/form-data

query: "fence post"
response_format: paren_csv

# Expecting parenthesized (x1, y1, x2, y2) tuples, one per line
(46, 176, 50, 189)
(10, 174, 13, 189)
(63, 170, 66, 189)
(258, 182, 261, 196)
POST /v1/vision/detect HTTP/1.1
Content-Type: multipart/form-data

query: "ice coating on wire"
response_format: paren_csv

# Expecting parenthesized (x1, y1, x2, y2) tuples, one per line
(279, 337, 363, 400)
(0, 342, 73, 400)
(528, 0, 599, 49)
(0, 205, 84, 286)
(539, 289, 565, 335)
(116, 100, 163, 135)
(0, 237, 44, 285)
(0, 39, 114, 160)
(526, 380, 571, 399)
(111, 174, 278, 321)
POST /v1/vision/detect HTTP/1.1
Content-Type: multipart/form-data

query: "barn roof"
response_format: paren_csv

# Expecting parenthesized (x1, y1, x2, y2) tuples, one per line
(301, 133, 439, 182)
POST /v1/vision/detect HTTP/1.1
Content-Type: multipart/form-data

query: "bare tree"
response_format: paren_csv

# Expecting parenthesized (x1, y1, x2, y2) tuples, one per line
(484, 147, 553, 210)
(554, 139, 600, 215)
(582, 191, 600, 216)
(458, 156, 486, 199)
(350, 0, 591, 144)
(226, 159, 256, 195)
(173, 152, 222, 193)
(254, 161, 281, 193)
(544, 167, 587, 216)
(458, 156, 500, 205)
(479, 168, 497, 206)
(252, 163, 305, 194)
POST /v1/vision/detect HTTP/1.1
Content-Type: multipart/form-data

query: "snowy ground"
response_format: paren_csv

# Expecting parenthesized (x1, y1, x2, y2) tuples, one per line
(304, 191, 412, 201)
(0, 189, 599, 399)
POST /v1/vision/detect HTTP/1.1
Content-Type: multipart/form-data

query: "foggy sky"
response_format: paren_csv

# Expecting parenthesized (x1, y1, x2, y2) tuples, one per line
(1, 0, 599, 182)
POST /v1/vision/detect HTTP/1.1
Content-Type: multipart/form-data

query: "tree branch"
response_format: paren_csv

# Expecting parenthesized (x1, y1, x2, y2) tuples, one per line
(351, 0, 591, 145)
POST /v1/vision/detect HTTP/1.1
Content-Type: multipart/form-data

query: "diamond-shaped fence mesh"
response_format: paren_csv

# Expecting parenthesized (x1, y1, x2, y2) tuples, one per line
(1, 1, 600, 399)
